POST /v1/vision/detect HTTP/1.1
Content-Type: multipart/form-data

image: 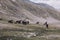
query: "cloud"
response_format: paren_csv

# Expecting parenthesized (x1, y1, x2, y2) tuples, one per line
(30, 0, 60, 9)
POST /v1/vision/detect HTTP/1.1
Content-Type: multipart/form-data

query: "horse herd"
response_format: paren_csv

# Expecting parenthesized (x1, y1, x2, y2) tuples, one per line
(8, 20, 48, 28)
(8, 20, 29, 25)
(0, 18, 49, 28)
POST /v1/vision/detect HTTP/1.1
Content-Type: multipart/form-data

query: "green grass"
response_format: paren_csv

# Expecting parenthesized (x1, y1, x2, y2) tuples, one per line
(0, 36, 31, 40)
(0, 28, 60, 40)
(0, 20, 60, 40)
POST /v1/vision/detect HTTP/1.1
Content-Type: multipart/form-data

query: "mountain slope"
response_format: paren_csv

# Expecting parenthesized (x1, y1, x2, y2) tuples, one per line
(0, 0, 60, 24)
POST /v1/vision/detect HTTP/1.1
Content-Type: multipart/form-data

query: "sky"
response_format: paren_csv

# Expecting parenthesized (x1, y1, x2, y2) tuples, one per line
(30, 0, 60, 10)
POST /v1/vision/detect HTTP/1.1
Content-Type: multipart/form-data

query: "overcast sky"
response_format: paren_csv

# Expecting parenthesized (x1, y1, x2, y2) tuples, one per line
(30, 0, 60, 10)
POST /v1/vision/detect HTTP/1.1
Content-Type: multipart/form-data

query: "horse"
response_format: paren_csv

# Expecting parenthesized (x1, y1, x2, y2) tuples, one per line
(8, 20, 13, 23)
(22, 21, 29, 25)
(15, 20, 22, 24)
(36, 22, 39, 24)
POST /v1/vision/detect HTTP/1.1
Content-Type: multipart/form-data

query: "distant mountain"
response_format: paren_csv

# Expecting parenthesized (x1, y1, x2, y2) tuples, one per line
(0, 0, 60, 24)
(35, 3, 54, 9)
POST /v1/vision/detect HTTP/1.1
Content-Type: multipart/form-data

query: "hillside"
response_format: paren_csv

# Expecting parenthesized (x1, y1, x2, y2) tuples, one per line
(1, 0, 60, 40)
(0, 0, 60, 24)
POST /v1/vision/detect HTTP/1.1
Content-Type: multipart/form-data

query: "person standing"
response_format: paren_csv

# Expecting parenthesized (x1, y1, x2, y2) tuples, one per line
(44, 21, 48, 29)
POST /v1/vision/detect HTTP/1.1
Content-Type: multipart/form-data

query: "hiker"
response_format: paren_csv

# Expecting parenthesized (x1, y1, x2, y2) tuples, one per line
(44, 21, 48, 28)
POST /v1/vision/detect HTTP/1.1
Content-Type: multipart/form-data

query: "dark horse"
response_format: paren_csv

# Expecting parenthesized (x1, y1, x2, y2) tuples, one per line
(36, 22, 39, 24)
(22, 21, 29, 25)
(0, 18, 2, 20)
(8, 20, 13, 23)
(15, 20, 22, 24)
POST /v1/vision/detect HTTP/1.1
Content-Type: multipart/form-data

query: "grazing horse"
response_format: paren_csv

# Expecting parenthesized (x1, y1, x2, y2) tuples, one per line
(0, 18, 2, 20)
(8, 20, 13, 23)
(44, 22, 48, 29)
(15, 20, 22, 24)
(36, 22, 39, 24)
(22, 21, 29, 25)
